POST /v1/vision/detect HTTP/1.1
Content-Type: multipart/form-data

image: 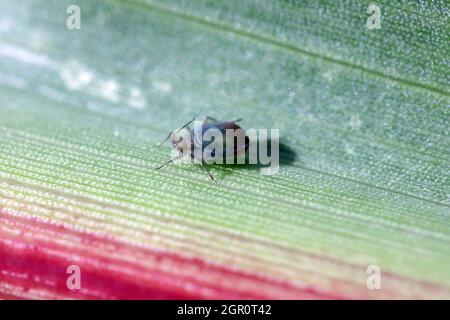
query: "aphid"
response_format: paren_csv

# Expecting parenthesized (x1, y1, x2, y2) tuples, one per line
(156, 115, 249, 181)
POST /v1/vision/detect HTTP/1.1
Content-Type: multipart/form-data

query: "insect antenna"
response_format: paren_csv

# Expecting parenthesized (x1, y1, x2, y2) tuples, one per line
(206, 117, 241, 123)
(158, 113, 200, 147)
(158, 131, 174, 148)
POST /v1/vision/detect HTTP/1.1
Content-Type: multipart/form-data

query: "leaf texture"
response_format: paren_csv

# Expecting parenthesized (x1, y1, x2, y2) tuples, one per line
(0, 0, 449, 299)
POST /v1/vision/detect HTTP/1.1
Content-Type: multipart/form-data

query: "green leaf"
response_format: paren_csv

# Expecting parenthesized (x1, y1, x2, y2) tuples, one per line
(0, 0, 449, 298)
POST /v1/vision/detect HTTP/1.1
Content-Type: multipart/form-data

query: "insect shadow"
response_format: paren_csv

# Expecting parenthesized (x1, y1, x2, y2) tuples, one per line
(211, 138, 297, 178)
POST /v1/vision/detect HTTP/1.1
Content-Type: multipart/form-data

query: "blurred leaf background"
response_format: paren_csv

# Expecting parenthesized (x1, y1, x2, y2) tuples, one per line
(0, 0, 449, 298)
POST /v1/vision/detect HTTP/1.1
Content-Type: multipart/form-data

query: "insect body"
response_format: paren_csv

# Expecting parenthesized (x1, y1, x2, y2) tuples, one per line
(156, 115, 249, 181)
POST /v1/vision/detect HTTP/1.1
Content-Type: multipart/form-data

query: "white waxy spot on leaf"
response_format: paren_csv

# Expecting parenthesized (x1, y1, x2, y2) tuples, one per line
(244, 50, 255, 60)
(152, 80, 172, 94)
(344, 143, 356, 156)
(323, 69, 337, 82)
(60, 61, 94, 90)
(348, 114, 362, 129)
(0, 44, 54, 67)
(127, 87, 146, 109)
(99, 79, 120, 102)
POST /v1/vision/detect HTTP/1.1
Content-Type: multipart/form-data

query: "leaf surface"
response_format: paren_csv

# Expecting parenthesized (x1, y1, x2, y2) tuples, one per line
(0, 0, 449, 299)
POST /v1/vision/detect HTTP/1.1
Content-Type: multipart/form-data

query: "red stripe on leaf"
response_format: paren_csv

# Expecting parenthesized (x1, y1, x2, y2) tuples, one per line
(0, 209, 335, 299)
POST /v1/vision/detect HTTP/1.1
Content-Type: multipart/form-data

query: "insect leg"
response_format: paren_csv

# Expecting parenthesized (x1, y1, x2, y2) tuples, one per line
(155, 156, 182, 170)
(200, 162, 216, 182)
(204, 117, 242, 124)
(158, 113, 200, 147)
(205, 116, 219, 123)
